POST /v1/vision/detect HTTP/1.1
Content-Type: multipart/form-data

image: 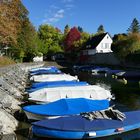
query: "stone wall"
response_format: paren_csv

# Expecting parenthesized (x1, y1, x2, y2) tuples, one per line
(86, 53, 120, 65)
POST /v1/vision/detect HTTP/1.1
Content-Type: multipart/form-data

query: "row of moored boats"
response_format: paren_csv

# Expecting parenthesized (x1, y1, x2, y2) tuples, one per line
(73, 65, 140, 82)
(22, 65, 140, 139)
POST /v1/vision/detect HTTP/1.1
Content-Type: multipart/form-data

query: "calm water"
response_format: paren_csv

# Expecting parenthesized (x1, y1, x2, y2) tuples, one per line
(16, 70, 140, 140)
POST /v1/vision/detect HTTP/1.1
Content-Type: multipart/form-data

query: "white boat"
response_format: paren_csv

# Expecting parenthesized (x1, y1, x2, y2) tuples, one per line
(29, 85, 112, 104)
(30, 74, 78, 82)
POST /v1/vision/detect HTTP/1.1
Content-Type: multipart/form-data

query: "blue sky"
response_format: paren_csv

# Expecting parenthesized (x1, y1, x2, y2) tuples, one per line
(22, 0, 140, 36)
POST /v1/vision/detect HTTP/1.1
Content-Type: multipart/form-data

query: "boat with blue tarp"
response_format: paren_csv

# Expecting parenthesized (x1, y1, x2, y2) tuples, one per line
(23, 98, 109, 120)
(29, 66, 62, 76)
(32, 110, 140, 139)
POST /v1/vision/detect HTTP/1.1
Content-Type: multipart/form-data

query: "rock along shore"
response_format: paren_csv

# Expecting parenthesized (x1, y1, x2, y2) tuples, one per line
(0, 62, 44, 139)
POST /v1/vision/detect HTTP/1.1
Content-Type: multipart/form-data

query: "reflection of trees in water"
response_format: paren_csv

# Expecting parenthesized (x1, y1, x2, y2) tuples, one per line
(79, 72, 140, 110)
(111, 81, 140, 110)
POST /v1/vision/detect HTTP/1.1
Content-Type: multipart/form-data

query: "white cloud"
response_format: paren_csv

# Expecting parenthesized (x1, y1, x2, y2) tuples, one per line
(57, 9, 65, 14)
(42, 0, 75, 25)
(42, 9, 65, 24)
(54, 9, 64, 18)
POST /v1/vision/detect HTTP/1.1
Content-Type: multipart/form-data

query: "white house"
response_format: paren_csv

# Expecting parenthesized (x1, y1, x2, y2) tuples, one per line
(82, 33, 113, 56)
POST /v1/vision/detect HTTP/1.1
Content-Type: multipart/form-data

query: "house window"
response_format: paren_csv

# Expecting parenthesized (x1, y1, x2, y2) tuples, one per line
(105, 43, 109, 49)
(101, 43, 104, 49)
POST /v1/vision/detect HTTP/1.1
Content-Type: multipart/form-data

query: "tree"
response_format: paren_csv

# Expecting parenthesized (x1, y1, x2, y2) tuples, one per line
(64, 27, 81, 51)
(73, 32, 90, 50)
(0, 0, 28, 47)
(77, 26, 83, 33)
(112, 33, 127, 43)
(64, 24, 70, 35)
(16, 18, 37, 62)
(112, 33, 140, 60)
(38, 24, 63, 56)
(0, 0, 38, 62)
(111, 33, 127, 52)
(127, 18, 140, 34)
(97, 25, 105, 34)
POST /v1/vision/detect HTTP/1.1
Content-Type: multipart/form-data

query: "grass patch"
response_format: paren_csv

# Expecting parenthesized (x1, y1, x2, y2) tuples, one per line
(0, 56, 16, 67)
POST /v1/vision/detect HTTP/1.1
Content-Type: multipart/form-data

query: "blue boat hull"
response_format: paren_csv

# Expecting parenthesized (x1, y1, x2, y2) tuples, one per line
(32, 110, 140, 139)
(32, 123, 140, 139)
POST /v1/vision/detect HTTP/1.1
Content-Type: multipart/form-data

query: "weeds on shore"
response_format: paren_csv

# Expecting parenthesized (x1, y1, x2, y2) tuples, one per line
(0, 56, 15, 67)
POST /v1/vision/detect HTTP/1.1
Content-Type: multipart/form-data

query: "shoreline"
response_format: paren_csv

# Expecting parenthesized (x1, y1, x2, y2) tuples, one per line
(0, 62, 44, 139)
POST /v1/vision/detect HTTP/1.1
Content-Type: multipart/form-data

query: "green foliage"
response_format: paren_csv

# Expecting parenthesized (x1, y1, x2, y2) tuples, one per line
(112, 33, 140, 60)
(127, 18, 140, 34)
(48, 45, 63, 55)
(38, 24, 63, 55)
(112, 34, 127, 43)
(16, 18, 37, 61)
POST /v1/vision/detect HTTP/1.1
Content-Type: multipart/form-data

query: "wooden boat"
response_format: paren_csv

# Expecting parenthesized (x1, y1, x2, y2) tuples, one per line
(32, 110, 140, 139)
(23, 98, 109, 120)
(26, 81, 88, 93)
(30, 73, 78, 82)
(28, 85, 112, 104)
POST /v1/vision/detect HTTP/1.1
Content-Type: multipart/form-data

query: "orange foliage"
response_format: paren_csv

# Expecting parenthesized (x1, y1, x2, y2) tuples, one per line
(0, 0, 27, 46)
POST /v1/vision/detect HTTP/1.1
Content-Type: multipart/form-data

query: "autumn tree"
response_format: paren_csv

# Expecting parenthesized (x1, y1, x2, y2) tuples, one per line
(127, 18, 140, 34)
(0, 0, 24, 47)
(64, 27, 81, 51)
(0, 0, 38, 62)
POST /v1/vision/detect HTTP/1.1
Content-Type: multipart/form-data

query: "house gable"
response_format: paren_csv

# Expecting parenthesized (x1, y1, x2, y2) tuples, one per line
(96, 33, 113, 53)
(82, 33, 113, 55)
